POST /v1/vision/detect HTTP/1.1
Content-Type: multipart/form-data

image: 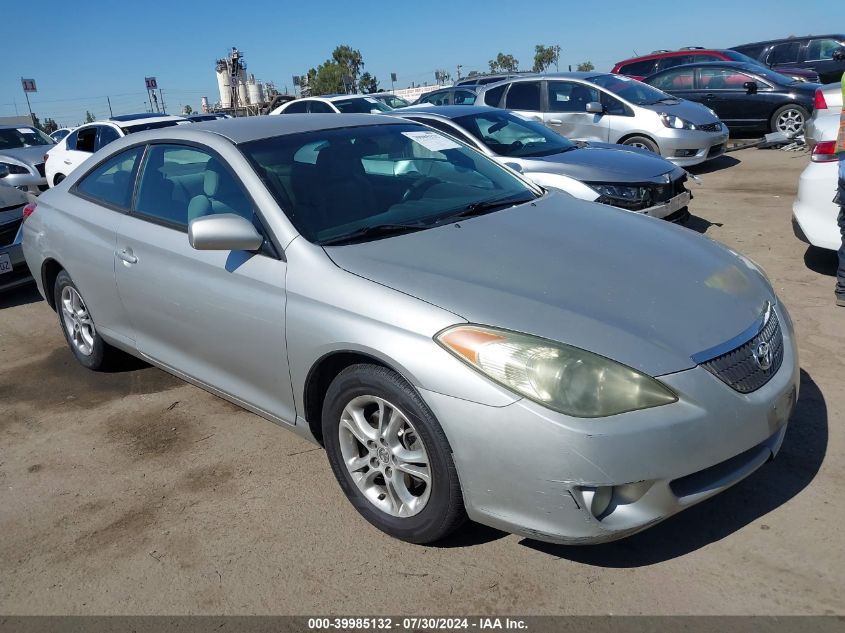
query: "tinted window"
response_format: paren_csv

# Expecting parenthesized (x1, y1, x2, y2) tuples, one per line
(134, 144, 253, 229)
(455, 111, 575, 158)
(505, 82, 541, 110)
(483, 84, 507, 107)
(655, 56, 693, 71)
(96, 126, 120, 150)
(588, 74, 675, 105)
(240, 123, 535, 244)
(453, 90, 476, 105)
(547, 81, 600, 112)
(121, 120, 183, 134)
(600, 92, 630, 116)
(75, 146, 143, 208)
(283, 101, 309, 113)
(618, 59, 657, 76)
(0, 126, 53, 149)
(50, 129, 71, 142)
(75, 127, 98, 153)
(333, 98, 391, 113)
(733, 45, 766, 60)
(690, 54, 723, 62)
(767, 42, 800, 64)
(308, 101, 335, 113)
(806, 38, 844, 60)
(409, 118, 476, 145)
(699, 68, 756, 90)
(420, 91, 450, 106)
(649, 68, 695, 91)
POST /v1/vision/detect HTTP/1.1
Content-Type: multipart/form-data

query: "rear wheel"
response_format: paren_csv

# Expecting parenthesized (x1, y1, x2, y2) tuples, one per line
(621, 135, 659, 154)
(54, 270, 120, 370)
(322, 364, 466, 544)
(771, 104, 807, 135)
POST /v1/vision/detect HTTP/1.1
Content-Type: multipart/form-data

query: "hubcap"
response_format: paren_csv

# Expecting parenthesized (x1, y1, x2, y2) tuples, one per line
(776, 109, 804, 135)
(338, 395, 432, 518)
(60, 286, 96, 356)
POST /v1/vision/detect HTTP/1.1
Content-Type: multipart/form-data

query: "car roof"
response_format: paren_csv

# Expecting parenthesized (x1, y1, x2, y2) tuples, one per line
(616, 49, 729, 64)
(182, 113, 405, 143)
(392, 105, 497, 118)
(732, 34, 845, 47)
(0, 124, 40, 130)
(649, 60, 761, 73)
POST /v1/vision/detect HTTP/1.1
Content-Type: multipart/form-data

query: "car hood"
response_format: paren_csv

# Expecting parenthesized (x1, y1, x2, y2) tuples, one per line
(0, 145, 51, 166)
(325, 193, 774, 377)
(513, 144, 679, 183)
(638, 98, 720, 125)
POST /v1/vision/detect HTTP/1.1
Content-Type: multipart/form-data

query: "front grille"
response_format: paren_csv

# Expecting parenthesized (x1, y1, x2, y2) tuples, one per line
(0, 218, 22, 247)
(699, 307, 784, 394)
(34, 162, 46, 177)
(648, 172, 688, 205)
(698, 122, 722, 132)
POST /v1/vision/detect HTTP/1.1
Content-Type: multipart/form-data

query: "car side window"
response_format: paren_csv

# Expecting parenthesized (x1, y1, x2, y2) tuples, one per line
(649, 68, 695, 91)
(308, 101, 335, 113)
(547, 81, 600, 113)
(766, 42, 800, 65)
(75, 146, 144, 209)
(64, 130, 79, 151)
(96, 126, 120, 151)
(806, 38, 843, 60)
(600, 92, 630, 116)
(483, 85, 507, 107)
(134, 144, 254, 230)
(734, 45, 765, 60)
(655, 56, 692, 71)
(75, 127, 98, 153)
(453, 90, 476, 105)
(423, 91, 450, 106)
(505, 82, 541, 111)
(283, 101, 309, 114)
(618, 59, 657, 76)
(699, 68, 756, 90)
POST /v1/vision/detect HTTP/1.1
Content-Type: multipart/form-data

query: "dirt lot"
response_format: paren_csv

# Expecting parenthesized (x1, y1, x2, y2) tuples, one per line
(1, 147, 843, 616)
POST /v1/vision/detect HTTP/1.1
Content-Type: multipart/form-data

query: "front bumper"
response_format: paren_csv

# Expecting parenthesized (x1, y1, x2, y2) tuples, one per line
(655, 128, 729, 167)
(422, 303, 799, 544)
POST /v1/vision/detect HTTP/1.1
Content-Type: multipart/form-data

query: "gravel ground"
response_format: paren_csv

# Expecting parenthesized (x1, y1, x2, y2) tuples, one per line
(0, 147, 842, 616)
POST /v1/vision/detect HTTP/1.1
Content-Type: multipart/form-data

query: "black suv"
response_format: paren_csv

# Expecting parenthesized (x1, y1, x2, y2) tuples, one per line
(731, 35, 845, 84)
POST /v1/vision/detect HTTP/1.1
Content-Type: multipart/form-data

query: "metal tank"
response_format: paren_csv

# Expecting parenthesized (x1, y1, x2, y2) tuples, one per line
(247, 75, 262, 105)
(216, 67, 232, 109)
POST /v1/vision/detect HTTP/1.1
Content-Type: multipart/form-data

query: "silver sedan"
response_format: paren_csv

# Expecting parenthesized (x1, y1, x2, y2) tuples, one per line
(22, 115, 798, 545)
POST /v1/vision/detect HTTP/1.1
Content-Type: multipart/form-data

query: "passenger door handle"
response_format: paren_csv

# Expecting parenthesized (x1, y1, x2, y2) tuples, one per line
(548, 119, 562, 125)
(703, 93, 716, 100)
(116, 249, 138, 265)
(63, 159, 72, 165)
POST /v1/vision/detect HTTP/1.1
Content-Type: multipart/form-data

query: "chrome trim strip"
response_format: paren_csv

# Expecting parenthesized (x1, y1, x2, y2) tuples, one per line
(690, 302, 771, 365)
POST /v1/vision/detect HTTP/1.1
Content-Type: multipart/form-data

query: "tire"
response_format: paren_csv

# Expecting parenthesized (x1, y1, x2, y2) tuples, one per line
(770, 104, 808, 136)
(322, 363, 466, 544)
(53, 174, 65, 186)
(54, 270, 120, 371)
(621, 135, 659, 154)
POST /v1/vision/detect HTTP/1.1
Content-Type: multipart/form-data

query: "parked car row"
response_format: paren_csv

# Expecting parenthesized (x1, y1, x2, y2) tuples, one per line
(20, 115, 799, 547)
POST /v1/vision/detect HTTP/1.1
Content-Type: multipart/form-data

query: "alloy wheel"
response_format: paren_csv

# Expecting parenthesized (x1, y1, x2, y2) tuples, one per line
(338, 395, 432, 518)
(775, 108, 804, 135)
(60, 286, 96, 356)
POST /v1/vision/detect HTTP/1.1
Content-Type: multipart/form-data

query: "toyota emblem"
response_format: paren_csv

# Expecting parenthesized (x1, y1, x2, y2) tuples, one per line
(753, 341, 772, 371)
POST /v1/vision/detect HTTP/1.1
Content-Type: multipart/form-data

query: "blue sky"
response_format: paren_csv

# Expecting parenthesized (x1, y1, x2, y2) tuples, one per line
(3, 0, 842, 125)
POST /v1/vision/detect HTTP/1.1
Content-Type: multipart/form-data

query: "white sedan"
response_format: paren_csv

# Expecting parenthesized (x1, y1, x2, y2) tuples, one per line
(792, 111, 840, 251)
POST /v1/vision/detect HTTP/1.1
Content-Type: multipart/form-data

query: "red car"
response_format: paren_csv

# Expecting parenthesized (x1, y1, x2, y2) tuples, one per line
(612, 48, 820, 83)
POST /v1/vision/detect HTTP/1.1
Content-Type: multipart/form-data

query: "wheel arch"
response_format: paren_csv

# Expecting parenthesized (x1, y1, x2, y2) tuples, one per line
(40, 258, 65, 311)
(617, 132, 659, 148)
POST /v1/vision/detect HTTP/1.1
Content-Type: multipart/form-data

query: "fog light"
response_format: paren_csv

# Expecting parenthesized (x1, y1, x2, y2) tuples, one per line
(674, 149, 697, 157)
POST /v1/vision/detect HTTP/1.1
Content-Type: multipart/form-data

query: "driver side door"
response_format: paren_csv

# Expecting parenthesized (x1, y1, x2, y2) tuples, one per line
(543, 80, 609, 141)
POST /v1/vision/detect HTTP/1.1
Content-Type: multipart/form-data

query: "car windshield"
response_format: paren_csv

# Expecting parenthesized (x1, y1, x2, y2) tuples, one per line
(723, 50, 767, 66)
(121, 120, 183, 134)
(454, 111, 576, 158)
(736, 64, 796, 85)
(240, 123, 538, 244)
(588, 74, 677, 105)
(333, 98, 393, 113)
(0, 127, 54, 149)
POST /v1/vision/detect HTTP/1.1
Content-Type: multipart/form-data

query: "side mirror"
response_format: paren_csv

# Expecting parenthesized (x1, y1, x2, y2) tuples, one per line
(743, 81, 758, 95)
(0, 164, 8, 179)
(188, 213, 264, 252)
(585, 101, 604, 114)
(833, 47, 845, 61)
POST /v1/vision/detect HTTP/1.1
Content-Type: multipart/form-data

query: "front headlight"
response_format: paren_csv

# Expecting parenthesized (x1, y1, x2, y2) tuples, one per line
(436, 325, 678, 417)
(659, 113, 697, 130)
(590, 183, 645, 202)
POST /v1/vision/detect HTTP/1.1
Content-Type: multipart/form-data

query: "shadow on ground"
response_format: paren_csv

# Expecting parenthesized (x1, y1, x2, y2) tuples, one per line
(0, 283, 42, 309)
(803, 246, 839, 277)
(683, 214, 724, 234)
(520, 368, 826, 567)
(687, 154, 741, 176)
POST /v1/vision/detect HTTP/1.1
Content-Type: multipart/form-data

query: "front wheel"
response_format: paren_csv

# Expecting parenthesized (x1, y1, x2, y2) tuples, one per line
(771, 104, 808, 135)
(322, 364, 466, 544)
(621, 135, 659, 154)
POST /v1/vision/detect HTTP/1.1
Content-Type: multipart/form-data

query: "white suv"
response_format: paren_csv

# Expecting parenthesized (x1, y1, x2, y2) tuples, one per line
(269, 95, 393, 115)
(45, 114, 185, 186)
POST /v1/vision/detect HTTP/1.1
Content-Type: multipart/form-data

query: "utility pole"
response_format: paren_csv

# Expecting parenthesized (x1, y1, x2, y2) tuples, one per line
(20, 77, 36, 126)
(456, 64, 463, 81)
(148, 91, 154, 112)
(107, 96, 114, 117)
(151, 91, 160, 113)
(159, 88, 166, 113)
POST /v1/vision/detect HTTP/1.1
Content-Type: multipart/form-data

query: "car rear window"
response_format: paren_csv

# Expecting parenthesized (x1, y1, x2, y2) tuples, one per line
(618, 59, 658, 76)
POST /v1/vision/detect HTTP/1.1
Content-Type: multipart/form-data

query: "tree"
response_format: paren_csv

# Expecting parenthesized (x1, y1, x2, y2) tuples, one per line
(308, 61, 345, 96)
(40, 117, 59, 134)
(358, 72, 380, 94)
(489, 53, 519, 73)
(533, 44, 561, 73)
(183, 105, 193, 115)
(332, 45, 364, 92)
(576, 61, 595, 72)
(434, 69, 451, 85)
(84, 110, 96, 123)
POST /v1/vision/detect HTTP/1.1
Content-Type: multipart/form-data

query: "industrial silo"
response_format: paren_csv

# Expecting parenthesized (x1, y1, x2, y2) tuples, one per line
(247, 75, 262, 105)
(216, 65, 232, 109)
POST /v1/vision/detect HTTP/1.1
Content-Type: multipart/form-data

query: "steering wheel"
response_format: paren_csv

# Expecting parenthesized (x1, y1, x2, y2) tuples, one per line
(401, 177, 440, 202)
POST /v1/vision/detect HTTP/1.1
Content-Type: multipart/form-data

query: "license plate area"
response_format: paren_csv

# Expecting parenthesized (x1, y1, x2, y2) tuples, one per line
(0, 253, 12, 275)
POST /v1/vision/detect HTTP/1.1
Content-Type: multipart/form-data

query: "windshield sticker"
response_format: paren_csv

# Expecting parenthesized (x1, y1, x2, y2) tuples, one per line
(364, 97, 379, 103)
(17, 128, 35, 134)
(402, 131, 461, 151)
